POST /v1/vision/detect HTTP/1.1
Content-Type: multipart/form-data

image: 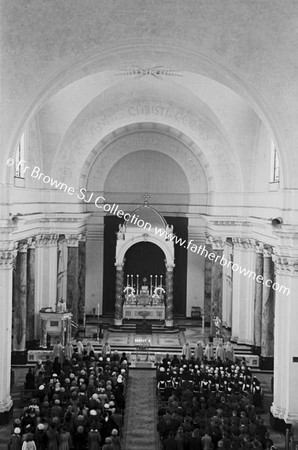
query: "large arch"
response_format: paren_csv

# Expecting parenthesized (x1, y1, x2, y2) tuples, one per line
(4, 42, 289, 189)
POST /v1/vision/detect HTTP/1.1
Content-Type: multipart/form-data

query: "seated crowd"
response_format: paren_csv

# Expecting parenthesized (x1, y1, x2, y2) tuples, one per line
(8, 340, 127, 450)
(156, 341, 275, 450)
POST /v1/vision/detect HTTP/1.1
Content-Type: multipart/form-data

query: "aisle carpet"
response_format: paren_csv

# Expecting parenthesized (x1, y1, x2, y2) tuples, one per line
(123, 370, 160, 450)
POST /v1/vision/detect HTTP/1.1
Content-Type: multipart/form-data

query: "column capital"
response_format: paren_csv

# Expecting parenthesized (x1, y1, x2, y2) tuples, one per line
(115, 263, 124, 270)
(65, 233, 86, 247)
(0, 248, 18, 269)
(36, 234, 59, 247)
(255, 242, 264, 254)
(206, 235, 225, 250)
(232, 237, 256, 249)
(27, 237, 36, 249)
(263, 245, 273, 258)
(18, 241, 28, 253)
(166, 264, 175, 272)
(272, 255, 298, 275)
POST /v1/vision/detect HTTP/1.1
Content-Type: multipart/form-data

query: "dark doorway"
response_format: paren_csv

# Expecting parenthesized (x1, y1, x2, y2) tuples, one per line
(124, 242, 165, 289)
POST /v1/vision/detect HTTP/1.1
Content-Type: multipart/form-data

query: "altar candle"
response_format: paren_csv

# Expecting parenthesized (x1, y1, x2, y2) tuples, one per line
(126, 274, 129, 287)
(131, 274, 133, 287)
(97, 303, 99, 318)
(160, 275, 163, 286)
(155, 274, 157, 288)
(150, 275, 153, 295)
(137, 274, 139, 295)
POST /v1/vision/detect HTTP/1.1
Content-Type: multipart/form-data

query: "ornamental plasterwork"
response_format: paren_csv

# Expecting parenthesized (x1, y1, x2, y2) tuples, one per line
(35, 234, 60, 247)
(114, 66, 183, 80)
(205, 235, 225, 250)
(272, 255, 298, 275)
(0, 249, 18, 269)
(232, 237, 256, 249)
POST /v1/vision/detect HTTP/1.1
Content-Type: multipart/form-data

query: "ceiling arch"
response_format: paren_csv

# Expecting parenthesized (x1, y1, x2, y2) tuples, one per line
(5, 41, 288, 187)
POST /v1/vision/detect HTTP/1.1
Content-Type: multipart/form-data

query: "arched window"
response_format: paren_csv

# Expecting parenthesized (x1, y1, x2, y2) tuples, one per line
(15, 132, 25, 178)
(270, 140, 280, 184)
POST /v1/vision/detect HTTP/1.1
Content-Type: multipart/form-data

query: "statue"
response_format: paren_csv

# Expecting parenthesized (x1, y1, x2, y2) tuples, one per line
(117, 224, 125, 239)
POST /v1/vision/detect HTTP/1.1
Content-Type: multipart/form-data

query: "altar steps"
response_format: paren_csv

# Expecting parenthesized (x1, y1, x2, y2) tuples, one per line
(107, 323, 180, 334)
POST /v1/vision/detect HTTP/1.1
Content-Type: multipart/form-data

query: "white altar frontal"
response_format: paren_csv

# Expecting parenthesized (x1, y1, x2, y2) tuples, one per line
(123, 284, 165, 321)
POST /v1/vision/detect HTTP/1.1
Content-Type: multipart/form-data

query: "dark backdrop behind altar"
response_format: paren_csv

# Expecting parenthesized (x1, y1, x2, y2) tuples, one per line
(102, 215, 188, 317)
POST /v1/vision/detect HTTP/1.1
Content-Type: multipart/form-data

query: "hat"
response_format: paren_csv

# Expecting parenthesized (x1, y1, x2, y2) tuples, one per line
(111, 429, 118, 436)
(54, 399, 60, 405)
(90, 409, 97, 416)
(14, 427, 21, 434)
(39, 384, 45, 390)
(104, 403, 110, 409)
(77, 426, 84, 433)
(105, 437, 112, 443)
(52, 373, 58, 377)
(92, 393, 99, 400)
(37, 423, 45, 430)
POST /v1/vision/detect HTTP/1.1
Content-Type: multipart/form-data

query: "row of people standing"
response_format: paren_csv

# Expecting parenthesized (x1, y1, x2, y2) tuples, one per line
(182, 341, 234, 362)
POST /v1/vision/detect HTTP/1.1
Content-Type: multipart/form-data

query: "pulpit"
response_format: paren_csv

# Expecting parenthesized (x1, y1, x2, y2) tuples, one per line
(39, 310, 72, 348)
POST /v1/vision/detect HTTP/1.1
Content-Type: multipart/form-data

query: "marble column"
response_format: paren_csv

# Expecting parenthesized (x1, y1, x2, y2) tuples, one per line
(13, 242, 28, 352)
(207, 237, 224, 336)
(165, 265, 174, 327)
(114, 263, 124, 326)
(0, 246, 17, 423)
(26, 239, 35, 342)
(254, 242, 263, 350)
(271, 255, 298, 425)
(66, 235, 79, 324)
(78, 239, 86, 325)
(261, 246, 275, 359)
(222, 241, 233, 328)
(204, 244, 212, 326)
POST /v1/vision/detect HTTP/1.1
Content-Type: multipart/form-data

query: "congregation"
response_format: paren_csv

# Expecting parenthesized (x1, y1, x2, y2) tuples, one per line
(156, 341, 276, 450)
(7, 341, 126, 450)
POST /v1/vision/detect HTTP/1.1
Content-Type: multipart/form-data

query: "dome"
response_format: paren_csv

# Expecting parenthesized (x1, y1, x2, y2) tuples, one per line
(126, 204, 167, 232)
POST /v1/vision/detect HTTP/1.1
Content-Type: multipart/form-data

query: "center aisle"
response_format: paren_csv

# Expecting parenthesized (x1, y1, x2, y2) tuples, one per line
(123, 369, 160, 450)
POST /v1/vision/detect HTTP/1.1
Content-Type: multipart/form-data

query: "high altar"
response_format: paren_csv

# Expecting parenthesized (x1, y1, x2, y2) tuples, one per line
(123, 282, 165, 320)
(114, 200, 175, 327)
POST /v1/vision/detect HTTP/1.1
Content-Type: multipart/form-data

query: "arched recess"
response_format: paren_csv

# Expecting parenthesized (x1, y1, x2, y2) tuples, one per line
(115, 233, 174, 268)
(122, 242, 166, 282)
(81, 123, 211, 195)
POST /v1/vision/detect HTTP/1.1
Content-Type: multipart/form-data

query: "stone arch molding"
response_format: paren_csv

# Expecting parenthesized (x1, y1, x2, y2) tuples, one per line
(115, 233, 174, 268)
(53, 90, 242, 193)
(81, 124, 210, 196)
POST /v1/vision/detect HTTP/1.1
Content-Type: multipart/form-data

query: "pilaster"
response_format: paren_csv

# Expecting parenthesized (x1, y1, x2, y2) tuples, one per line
(271, 254, 298, 424)
(0, 246, 17, 423)
(231, 238, 256, 344)
(165, 264, 175, 327)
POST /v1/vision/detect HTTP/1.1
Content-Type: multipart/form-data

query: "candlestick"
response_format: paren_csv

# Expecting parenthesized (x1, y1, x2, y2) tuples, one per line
(137, 274, 139, 295)
(160, 275, 163, 287)
(150, 275, 153, 295)
(126, 274, 129, 287)
(131, 274, 134, 286)
(155, 274, 157, 288)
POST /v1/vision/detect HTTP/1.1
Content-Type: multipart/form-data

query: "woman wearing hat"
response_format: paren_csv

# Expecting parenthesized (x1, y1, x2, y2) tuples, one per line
(110, 428, 122, 449)
(88, 427, 101, 450)
(7, 428, 22, 450)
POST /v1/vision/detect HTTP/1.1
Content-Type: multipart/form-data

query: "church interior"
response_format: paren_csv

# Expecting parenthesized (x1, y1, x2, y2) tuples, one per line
(1, 1, 298, 449)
